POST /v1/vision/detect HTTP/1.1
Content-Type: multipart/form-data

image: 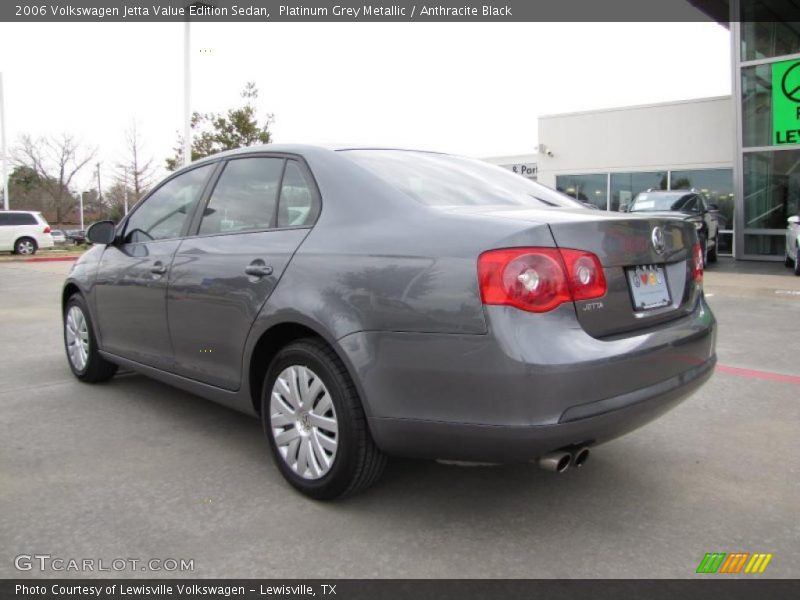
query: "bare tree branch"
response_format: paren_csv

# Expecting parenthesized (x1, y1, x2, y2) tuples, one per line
(13, 134, 97, 226)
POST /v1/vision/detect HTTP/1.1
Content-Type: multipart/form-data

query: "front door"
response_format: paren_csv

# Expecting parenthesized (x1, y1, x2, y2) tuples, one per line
(167, 157, 320, 390)
(94, 163, 215, 369)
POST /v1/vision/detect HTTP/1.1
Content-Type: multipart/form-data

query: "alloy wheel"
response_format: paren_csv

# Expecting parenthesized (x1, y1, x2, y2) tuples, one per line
(65, 305, 90, 371)
(17, 240, 35, 255)
(269, 365, 339, 480)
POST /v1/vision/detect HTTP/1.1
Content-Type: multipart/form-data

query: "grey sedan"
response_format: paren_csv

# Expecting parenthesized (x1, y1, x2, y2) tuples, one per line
(62, 145, 716, 499)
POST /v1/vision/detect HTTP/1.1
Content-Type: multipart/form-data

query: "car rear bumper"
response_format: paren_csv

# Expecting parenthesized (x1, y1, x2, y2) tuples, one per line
(367, 354, 714, 462)
(338, 295, 716, 461)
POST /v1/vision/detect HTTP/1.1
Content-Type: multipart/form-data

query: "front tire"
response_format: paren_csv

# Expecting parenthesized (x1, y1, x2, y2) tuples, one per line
(261, 338, 387, 500)
(14, 237, 37, 255)
(63, 294, 118, 383)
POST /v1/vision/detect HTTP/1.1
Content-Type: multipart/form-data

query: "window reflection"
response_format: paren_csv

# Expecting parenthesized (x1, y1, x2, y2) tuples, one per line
(743, 150, 800, 241)
(609, 172, 666, 212)
(742, 64, 773, 148)
(555, 174, 608, 209)
(741, 16, 800, 61)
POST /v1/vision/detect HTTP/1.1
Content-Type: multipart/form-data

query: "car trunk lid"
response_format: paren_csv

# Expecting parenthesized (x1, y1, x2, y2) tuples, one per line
(547, 215, 700, 338)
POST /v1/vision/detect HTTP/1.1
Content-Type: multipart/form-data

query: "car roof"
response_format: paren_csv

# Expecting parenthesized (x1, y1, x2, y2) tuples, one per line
(185, 143, 449, 168)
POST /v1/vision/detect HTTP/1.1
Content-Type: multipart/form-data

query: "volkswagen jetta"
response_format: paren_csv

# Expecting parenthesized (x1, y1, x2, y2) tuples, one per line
(62, 145, 716, 499)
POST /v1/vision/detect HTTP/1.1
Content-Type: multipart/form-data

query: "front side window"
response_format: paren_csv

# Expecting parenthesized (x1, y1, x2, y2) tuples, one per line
(277, 161, 319, 227)
(199, 158, 283, 235)
(124, 164, 213, 243)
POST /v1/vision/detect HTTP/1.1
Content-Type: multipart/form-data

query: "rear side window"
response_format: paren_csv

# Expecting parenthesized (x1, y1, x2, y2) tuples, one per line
(199, 157, 283, 235)
(341, 150, 582, 209)
(0, 212, 37, 225)
(124, 164, 213, 243)
(278, 161, 319, 228)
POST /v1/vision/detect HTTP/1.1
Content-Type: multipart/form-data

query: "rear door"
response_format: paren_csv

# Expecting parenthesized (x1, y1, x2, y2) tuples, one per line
(94, 163, 215, 369)
(167, 155, 319, 390)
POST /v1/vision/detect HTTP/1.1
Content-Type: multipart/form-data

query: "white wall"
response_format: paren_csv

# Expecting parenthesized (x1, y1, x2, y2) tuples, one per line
(531, 96, 733, 187)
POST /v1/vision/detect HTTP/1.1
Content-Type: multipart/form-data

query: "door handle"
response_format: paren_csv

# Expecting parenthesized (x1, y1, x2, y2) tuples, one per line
(151, 262, 167, 276)
(244, 263, 273, 278)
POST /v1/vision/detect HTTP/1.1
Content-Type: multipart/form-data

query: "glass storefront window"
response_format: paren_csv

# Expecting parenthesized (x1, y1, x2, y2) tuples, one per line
(555, 174, 608, 209)
(610, 172, 666, 212)
(741, 64, 773, 148)
(670, 168, 735, 231)
(741, 17, 800, 62)
(743, 149, 800, 254)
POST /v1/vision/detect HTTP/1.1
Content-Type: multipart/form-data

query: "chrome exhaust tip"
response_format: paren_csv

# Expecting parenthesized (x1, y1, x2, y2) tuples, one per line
(536, 451, 571, 473)
(571, 447, 590, 468)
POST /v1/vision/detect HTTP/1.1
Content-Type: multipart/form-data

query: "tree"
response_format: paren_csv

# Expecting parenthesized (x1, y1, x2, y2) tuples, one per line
(115, 121, 157, 203)
(102, 181, 132, 223)
(7, 166, 49, 212)
(13, 134, 97, 226)
(166, 82, 273, 171)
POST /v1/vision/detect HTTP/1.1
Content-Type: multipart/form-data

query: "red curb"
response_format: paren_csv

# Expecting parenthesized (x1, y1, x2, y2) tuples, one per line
(716, 364, 800, 385)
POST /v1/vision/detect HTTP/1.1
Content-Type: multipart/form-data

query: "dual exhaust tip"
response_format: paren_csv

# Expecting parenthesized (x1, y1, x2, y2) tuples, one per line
(536, 446, 590, 473)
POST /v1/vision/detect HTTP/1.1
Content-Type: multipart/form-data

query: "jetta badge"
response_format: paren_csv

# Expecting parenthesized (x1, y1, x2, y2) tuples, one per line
(651, 227, 666, 254)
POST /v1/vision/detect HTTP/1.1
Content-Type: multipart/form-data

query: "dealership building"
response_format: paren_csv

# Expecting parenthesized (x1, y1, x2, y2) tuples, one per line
(487, 12, 800, 262)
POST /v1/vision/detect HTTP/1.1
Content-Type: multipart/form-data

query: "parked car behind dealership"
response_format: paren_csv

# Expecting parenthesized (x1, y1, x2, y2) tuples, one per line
(66, 229, 87, 245)
(61, 145, 716, 499)
(627, 190, 720, 265)
(0, 210, 54, 255)
(51, 229, 67, 245)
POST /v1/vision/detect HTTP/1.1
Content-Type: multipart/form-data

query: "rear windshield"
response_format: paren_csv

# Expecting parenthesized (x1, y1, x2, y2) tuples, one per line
(341, 150, 583, 209)
(630, 192, 696, 212)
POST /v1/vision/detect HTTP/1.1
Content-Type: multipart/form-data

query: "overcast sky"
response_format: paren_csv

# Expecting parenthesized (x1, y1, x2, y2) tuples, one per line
(0, 21, 731, 192)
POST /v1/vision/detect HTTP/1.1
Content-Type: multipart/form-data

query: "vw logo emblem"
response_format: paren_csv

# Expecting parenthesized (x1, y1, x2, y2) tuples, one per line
(651, 227, 666, 254)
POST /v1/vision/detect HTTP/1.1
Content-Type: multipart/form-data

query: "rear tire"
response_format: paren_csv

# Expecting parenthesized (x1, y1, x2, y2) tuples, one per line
(14, 237, 37, 256)
(795, 248, 800, 277)
(706, 234, 718, 263)
(63, 294, 118, 383)
(786, 254, 794, 268)
(261, 338, 387, 500)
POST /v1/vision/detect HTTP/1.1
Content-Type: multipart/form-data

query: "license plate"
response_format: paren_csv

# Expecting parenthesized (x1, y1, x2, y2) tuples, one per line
(627, 265, 671, 311)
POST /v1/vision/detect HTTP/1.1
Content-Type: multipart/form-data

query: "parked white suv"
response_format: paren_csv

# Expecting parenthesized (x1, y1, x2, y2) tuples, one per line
(0, 211, 55, 255)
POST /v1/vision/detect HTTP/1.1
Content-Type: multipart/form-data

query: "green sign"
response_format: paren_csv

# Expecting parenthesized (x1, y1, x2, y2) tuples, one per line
(773, 59, 800, 146)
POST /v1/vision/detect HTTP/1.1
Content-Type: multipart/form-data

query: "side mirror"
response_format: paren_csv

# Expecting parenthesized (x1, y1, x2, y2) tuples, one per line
(708, 203, 720, 212)
(788, 215, 800, 225)
(87, 220, 116, 245)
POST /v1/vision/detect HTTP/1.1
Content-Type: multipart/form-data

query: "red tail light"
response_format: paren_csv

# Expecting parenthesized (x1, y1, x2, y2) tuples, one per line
(43, 226, 51, 234)
(692, 242, 703, 284)
(478, 247, 606, 313)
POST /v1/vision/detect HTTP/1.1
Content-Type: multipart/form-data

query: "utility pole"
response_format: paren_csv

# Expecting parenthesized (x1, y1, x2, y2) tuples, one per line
(183, 21, 192, 167)
(0, 72, 8, 210)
